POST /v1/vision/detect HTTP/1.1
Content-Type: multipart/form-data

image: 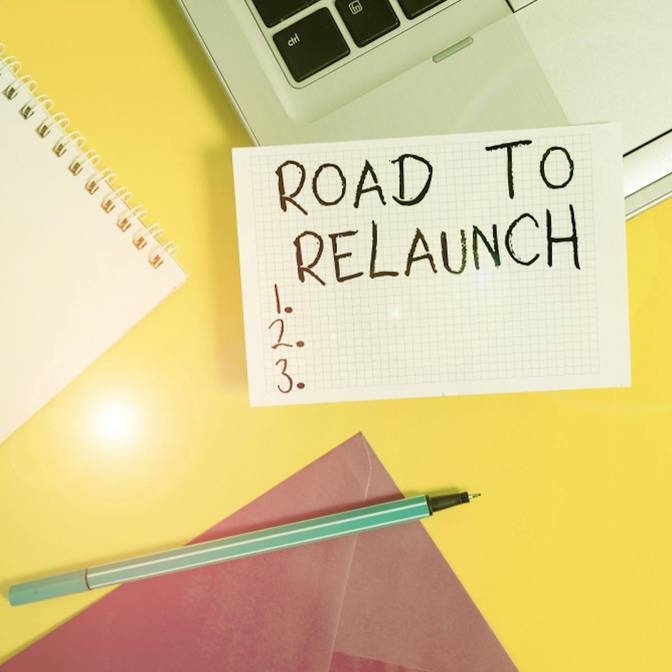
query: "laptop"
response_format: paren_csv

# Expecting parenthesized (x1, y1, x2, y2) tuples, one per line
(177, 0, 672, 218)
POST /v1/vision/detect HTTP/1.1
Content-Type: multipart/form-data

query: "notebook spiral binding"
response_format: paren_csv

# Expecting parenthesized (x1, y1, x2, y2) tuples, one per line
(0, 45, 178, 270)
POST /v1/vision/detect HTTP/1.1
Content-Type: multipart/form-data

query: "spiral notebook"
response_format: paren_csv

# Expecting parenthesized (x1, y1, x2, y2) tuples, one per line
(0, 48, 186, 444)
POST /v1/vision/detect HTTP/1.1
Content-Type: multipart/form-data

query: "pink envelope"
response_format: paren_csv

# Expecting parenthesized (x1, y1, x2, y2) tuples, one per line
(2, 433, 517, 671)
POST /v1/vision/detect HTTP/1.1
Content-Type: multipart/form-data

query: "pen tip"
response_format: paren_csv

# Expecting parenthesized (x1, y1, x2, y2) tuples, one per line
(468, 493, 482, 501)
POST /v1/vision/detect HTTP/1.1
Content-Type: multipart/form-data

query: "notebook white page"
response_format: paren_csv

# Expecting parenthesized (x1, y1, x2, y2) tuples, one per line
(233, 124, 630, 406)
(0, 60, 186, 444)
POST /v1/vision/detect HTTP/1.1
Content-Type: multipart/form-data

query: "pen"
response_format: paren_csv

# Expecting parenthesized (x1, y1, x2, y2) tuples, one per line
(8, 491, 480, 606)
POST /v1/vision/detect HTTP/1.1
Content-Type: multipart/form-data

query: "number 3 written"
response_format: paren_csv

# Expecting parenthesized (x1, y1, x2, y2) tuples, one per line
(275, 358, 293, 393)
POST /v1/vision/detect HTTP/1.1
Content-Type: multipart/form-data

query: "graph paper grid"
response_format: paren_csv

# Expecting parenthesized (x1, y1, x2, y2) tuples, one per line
(233, 124, 630, 406)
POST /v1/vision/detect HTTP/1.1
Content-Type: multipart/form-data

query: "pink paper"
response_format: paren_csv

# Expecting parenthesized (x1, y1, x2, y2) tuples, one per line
(1, 433, 516, 671)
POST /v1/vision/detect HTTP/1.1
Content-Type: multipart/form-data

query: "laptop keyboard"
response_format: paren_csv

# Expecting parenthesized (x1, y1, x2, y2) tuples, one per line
(273, 9, 351, 82)
(260, 0, 450, 82)
(335, 0, 400, 47)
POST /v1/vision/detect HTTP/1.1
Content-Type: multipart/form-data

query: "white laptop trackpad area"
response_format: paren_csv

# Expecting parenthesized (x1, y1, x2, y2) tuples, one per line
(516, 0, 672, 154)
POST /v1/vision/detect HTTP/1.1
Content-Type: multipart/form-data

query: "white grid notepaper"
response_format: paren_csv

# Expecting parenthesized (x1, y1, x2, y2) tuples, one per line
(233, 124, 629, 406)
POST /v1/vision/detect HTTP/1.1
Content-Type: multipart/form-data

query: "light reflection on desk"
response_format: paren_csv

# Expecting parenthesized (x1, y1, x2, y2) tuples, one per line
(90, 398, 140, 449)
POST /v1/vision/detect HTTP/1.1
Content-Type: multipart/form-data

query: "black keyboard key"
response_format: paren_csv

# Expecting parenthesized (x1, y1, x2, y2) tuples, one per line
(252, 0, 319, 28)
(397, 0, 448, 19)
(335, 0, 400, 48)
(274, 9, 350, 82)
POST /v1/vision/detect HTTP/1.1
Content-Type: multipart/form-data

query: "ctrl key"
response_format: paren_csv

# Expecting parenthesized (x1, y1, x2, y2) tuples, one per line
(273, 9, 350, 82)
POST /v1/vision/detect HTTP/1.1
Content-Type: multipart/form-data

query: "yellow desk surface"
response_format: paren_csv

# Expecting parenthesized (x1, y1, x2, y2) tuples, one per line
(1, 2, 671, 669)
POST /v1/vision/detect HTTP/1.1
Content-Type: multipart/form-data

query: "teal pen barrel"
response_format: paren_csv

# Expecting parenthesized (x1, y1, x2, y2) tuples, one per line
(8, 496, 435, 604)
(9, 570, 89, 606)
(86, 496, 431, 589)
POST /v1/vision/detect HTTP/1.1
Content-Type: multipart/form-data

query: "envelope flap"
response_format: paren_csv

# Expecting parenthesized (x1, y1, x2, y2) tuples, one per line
(2, 434, 515, 672)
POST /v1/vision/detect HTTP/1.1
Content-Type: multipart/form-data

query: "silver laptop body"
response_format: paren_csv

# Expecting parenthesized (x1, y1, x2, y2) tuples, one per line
(177, 0, 672, 218)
